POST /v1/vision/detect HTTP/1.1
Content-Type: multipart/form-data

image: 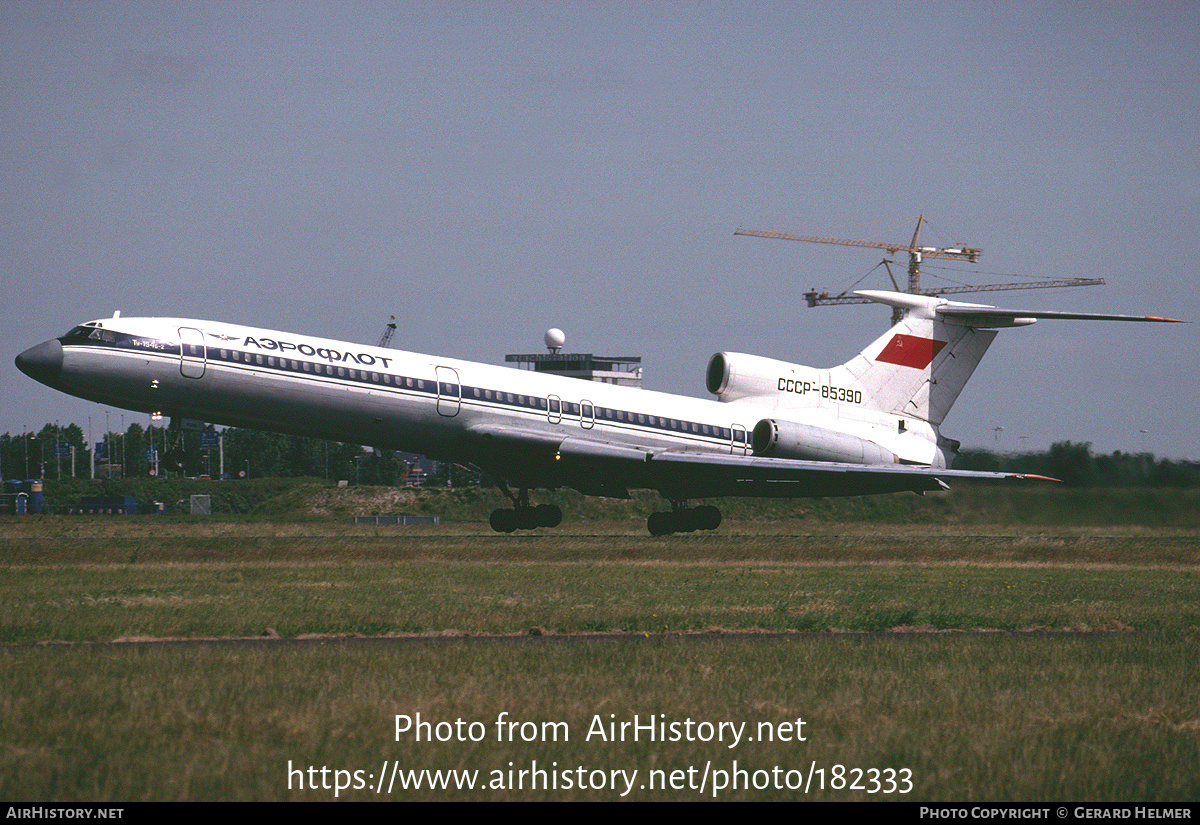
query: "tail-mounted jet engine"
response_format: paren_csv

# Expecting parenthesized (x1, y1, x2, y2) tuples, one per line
(706, 352, 803, 403)
(751, 418, 897, 465)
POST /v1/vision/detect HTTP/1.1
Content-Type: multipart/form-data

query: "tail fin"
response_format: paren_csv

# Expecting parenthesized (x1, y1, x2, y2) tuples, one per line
(832, 290, 1184, 426)
(832, 292, 996, 425)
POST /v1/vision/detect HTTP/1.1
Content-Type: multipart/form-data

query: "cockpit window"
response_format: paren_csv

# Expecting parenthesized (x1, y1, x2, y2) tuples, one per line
(61, 324, 114, 344)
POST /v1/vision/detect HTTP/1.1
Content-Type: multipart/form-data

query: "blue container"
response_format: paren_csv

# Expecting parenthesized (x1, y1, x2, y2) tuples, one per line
(23, 480, 43, 514)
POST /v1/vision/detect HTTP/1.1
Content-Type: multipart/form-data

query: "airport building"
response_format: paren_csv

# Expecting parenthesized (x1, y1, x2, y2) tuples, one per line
(504, 328, 643, 388)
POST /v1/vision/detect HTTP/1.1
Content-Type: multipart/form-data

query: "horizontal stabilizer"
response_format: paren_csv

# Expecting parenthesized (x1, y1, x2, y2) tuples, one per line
(854, 289, 1185, 327)
(936, 305, 1186, 325)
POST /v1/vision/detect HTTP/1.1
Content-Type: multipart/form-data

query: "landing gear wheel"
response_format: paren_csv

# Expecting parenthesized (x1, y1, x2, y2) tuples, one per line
(489, 482, 564, 532)
(489, 509, 518, 533)
(164, 449, 186, 473)
(695, 505, 722, 531)
(514, 506, 540, 530)
(535, 503, 562, 528)
(647, 511, 674, 537)
(646, 504, 723, 536)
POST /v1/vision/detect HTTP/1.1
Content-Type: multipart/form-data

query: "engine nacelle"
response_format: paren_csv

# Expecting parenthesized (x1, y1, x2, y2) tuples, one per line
(707, 352, 804, 402)
(752, 418, 898, 465)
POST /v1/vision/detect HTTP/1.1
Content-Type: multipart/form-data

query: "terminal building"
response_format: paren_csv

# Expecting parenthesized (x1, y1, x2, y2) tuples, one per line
(504, 328, 643, 388)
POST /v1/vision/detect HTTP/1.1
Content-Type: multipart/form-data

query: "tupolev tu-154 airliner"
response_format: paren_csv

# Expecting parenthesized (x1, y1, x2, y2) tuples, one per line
(15, 289, 1182, 534)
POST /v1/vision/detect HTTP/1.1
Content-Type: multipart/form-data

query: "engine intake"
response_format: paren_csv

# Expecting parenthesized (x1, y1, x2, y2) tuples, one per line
(706, 352, 803, 402)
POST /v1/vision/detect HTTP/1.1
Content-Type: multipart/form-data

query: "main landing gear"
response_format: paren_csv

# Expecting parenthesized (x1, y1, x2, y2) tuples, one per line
(646, 502, 722, 536)
(489, 482, 563, 533)
(163, 418, 187, 473)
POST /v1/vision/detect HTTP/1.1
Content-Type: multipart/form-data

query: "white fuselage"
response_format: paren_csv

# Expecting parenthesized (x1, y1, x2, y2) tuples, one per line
(20, 313, 955, 502)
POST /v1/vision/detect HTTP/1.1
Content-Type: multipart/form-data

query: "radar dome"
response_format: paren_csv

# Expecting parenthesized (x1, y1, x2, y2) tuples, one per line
(544, 328, 566, 351)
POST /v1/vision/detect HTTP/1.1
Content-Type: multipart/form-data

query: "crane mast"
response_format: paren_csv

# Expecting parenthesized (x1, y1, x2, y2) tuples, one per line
(378, 316, 397, 348)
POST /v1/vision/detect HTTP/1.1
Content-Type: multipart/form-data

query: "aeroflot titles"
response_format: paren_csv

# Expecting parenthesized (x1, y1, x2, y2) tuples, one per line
(241, 335, 393, 369)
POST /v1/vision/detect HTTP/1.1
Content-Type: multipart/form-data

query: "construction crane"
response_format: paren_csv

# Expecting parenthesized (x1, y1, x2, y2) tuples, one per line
(378, 316, 397, 348)
(734, 215, 1104, 307)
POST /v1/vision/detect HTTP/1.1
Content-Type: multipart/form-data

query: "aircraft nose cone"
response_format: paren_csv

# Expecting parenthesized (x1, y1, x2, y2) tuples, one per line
(15, 339, 63, 385)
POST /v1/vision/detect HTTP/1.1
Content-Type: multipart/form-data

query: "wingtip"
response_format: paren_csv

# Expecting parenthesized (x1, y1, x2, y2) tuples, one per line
(1145, 316, 1187, 323)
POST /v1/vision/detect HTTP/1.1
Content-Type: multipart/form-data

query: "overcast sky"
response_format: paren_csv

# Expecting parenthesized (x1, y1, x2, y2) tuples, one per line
(3, 1, 1197, 460)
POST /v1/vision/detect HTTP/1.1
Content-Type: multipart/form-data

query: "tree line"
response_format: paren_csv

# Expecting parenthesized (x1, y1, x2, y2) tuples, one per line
(954, 441, 1199, 487)
(0, 423, 432, 486)
(2, 423, 1196, 488)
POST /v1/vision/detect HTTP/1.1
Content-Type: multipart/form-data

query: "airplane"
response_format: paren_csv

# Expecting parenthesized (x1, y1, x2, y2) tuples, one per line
(15, 290, 1182, 534)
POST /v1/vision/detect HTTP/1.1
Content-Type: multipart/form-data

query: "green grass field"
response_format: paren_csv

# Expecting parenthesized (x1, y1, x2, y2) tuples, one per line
(2, 497, 1198, 801)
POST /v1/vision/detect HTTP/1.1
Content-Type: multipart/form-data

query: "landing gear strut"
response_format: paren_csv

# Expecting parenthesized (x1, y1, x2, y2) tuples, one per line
(647, 501, 722, 536)
(489, 481, 563, 533)
(163, 418, 186, 473)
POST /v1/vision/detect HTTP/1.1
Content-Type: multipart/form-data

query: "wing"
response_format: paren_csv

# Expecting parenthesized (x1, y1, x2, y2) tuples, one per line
(643, 449, 1049, 500)
(466, 423, 1047, 500)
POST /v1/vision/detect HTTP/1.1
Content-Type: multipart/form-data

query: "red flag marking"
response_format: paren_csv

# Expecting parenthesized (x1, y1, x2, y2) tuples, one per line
(876, 334, 947, 369)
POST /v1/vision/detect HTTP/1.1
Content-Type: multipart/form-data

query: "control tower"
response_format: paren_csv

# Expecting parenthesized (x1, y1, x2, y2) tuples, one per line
(505, 328, 643, 388)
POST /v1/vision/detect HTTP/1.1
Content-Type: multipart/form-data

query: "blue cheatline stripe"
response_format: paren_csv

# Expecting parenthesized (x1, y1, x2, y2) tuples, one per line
(60, 329, 745, 448)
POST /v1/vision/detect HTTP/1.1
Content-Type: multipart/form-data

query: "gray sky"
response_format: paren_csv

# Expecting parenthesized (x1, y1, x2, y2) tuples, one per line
(3, 1, 1198, 459)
